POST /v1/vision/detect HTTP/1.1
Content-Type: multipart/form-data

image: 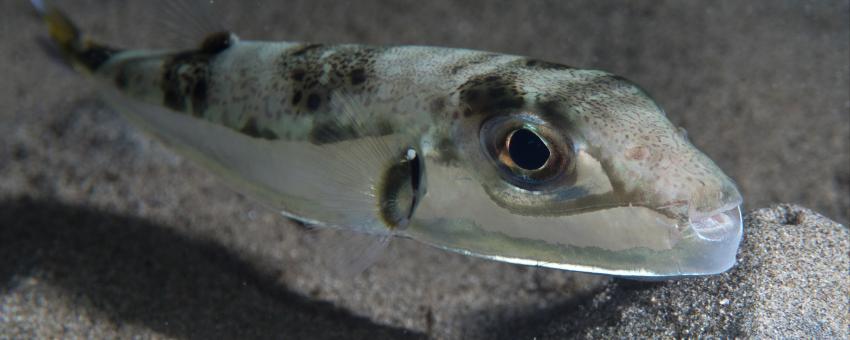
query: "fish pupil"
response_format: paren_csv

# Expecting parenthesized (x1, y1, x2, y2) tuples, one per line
(508, 128, 549, 170)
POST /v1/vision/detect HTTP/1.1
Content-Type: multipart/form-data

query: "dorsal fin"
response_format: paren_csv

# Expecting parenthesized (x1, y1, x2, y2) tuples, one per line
(153, 0, 229, 48)
(199, 31, 239, 54)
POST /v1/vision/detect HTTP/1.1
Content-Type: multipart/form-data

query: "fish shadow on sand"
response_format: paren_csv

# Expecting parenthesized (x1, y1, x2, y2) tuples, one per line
(473, 279, 665, 339)
(0, 197, 422, 340)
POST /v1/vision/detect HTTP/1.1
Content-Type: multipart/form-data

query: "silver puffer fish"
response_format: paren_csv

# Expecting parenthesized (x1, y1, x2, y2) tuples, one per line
(34, 1, 743, 278)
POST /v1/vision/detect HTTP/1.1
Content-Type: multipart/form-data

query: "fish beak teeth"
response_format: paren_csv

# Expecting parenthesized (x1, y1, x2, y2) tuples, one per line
(689, 205, 743, 242)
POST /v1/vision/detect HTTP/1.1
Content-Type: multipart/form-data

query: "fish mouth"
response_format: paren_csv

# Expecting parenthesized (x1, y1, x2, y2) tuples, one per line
(689, 205, 743, 242)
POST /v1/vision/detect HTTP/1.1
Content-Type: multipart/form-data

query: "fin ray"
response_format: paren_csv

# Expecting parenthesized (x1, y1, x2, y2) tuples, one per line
(152, 0, 227, 48)
(317, 229, 391, 277)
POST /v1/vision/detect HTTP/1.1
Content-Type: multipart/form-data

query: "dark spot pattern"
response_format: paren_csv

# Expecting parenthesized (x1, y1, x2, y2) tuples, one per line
(457, 73, 526, 116)
(521, 58, 574, 70)
(435, 136, 461, 165)
(290, 69, 306, 81)
(291, 91, 302, 105)
(448, 53, 499, 75)
(161, 51, 212, 116)
(306, 93, 321, 111)
(159, 33, 236, 117)
(536, 100, 572, 129)
(349, 68, 367, 85)
(375, 119, 395, 136)
(277, 44, 380, 114)
(429, 97, 446, 113)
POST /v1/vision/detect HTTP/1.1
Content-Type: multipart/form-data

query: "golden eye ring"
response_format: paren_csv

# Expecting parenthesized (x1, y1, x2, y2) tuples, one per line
(479, 114, 575, 190)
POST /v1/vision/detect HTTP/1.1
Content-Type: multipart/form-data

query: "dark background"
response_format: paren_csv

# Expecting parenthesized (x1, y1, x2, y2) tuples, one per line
(1, 0, 847, 338)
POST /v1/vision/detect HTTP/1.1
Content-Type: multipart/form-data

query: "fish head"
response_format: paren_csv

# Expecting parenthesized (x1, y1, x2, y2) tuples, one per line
(410, 70, 742, 278)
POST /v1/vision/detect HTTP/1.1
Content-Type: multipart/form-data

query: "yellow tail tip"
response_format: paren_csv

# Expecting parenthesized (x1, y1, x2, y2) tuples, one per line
(40, 7, 81, 56)
(32, 0, 117, 72)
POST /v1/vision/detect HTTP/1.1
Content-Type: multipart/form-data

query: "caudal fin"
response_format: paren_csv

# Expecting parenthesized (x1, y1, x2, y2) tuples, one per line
(31, 0, 119, 73)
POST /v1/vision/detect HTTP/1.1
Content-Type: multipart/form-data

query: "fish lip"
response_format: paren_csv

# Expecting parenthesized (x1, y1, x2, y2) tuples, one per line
(688, 204, 743, 242)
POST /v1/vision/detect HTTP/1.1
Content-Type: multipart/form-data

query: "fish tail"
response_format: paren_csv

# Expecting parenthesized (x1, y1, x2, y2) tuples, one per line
(32, 0, 120, 73)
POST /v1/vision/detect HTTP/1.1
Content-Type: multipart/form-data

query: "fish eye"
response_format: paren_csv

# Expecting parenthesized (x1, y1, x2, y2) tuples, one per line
(506, 128, 550, 170)
(480, 115, 574, 190)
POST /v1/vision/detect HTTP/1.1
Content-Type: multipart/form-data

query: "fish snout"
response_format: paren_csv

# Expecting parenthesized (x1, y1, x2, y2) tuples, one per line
(685, 178, 743, 242)
(634, 150, 743, 243)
